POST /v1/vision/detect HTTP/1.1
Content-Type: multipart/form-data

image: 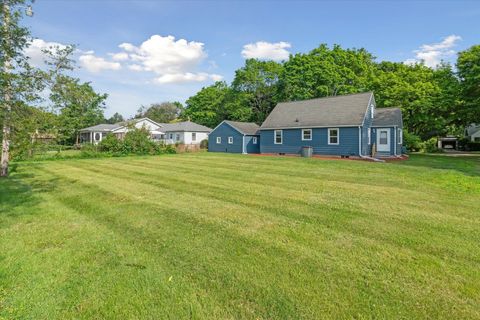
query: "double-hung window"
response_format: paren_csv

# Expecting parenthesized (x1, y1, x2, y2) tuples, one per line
(302, 129, 312, 141)
(216, 137, 221, 144)
(192, 132, 196, 141)
(228, 136, 233, 144)
(328, 128, 339, 145)
(274, 130, 283, 144)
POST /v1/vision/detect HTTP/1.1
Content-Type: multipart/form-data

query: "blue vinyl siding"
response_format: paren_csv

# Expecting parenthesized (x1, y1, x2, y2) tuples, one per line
(245, 135, 260, 154)
(208, 122, 244, 153)
(361, 100, 375, 156)
(260, 127, 360, 156)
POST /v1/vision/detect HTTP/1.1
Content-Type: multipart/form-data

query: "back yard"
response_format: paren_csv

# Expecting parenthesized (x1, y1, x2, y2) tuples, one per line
(0, 153, 479, 319)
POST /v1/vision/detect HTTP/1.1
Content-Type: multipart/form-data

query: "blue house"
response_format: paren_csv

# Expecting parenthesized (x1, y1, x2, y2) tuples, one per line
(259, 92, 402, 158)
(208, 92, 403, 158)
(208, 121, 260, 154)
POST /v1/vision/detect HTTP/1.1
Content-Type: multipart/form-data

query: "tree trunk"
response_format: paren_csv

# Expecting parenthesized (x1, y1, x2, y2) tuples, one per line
(1, 1, 11, 177)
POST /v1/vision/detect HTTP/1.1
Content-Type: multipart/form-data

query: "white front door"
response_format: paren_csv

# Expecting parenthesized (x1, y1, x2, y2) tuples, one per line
(377, 128, 390, 152)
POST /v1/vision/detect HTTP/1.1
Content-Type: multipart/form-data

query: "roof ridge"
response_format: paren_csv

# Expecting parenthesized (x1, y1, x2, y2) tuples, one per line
(277, 91, 373, 105)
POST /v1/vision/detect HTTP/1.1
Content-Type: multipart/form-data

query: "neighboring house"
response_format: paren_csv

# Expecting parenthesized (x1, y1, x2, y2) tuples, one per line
(465, 124, 480, 142)
(79, 118, 211, 145)
(208, 92, 403, 158)
(161, 121, 211, 144)
(208, 120, 260, 154)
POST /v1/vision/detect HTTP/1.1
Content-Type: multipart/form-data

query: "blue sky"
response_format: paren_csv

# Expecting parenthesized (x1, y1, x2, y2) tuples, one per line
(24, 0, 480, 118)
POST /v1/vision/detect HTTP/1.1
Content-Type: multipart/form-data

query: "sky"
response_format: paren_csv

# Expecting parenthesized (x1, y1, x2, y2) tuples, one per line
(23, 0, 480, 118)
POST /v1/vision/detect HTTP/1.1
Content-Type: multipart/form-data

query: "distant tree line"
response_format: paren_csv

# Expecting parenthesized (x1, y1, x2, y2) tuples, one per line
(182, 44, 480, 140)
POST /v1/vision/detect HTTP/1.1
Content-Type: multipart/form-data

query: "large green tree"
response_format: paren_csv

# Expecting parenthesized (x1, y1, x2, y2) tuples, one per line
(370, 61, 460, 137)
(1, 0, 42, 176)
(51, 77, 107, 144)
(182, 81, 230, 128)
(457, 45, 480, 124)
(279, 44, 376, 101)
(232, 59, 283, 123)
(136, 101, 183, 123)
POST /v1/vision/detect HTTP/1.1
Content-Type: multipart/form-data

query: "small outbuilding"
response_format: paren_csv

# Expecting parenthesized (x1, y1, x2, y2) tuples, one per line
(208, 120, 260, 154)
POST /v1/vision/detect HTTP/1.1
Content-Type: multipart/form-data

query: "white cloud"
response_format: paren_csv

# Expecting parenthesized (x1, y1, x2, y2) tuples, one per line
(24, 39, 67, 66)
(114, 34, 220, 84)
(154, 72, 222, 84)
(404, 35, 462, 68)
(241, 41, 291, 61)
(109, 52, 129, 61)
(128, 64, 144, 71)
(79, 54, 122, 73)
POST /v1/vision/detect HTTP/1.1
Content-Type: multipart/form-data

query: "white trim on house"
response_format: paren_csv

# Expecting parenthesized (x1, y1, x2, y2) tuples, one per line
(228, 136, 233, 144)
(302, 129, 312, 141)
(216, 137, 221, 144)
(368, 127, 371, 145)
(328, 128, 339, 145)
(398, 128, 403, 144)
(253, 137, 258, 144)
(274, 130, 283, 144)
(361, 92, 374, 127)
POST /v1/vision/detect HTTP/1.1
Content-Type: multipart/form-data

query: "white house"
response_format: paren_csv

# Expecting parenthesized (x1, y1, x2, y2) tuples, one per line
(465, 124, 480, 142)
(78, 118, 211, 145)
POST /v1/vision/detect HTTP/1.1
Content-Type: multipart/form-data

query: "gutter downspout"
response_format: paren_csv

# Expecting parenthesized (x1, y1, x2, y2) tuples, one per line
(242, 135, 246, 154)
(359, 126, 384, 162)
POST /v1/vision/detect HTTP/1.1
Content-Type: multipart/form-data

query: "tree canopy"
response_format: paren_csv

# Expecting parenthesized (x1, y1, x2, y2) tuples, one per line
(182, 43, 478, 139)
(136, 102, 183, 124)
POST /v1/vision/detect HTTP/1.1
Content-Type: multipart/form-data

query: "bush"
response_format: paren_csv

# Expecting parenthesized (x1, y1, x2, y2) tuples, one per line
(464, 141, 480, 151)
(422, 137, 439, 153)
(200, 139, 208, 149)
(80, 143, 102, 158)
(99, 133, 122, 153)
(403, 132, 422, 152)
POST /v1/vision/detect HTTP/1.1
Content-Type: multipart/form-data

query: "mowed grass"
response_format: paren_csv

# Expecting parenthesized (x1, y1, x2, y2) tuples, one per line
(0, 153, 479, 319)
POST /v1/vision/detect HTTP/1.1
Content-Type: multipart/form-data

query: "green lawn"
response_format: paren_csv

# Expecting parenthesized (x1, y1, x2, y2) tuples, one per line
(1, 153, 479, 319)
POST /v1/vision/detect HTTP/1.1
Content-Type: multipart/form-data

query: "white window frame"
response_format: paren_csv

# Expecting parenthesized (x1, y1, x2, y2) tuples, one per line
(398, 128, 403, 144)
(371, 105, 375, 119)
(192, 132, 196, 141)
(253, 137, 258, 144)
(368, 128, 371, 145)
(216, 137, 221, 144)
(302, 129, 312, 141)
(176, 133, 181, 141)
(274, 130, 283, 144)
(328, 128, 339, 145)
(228, 136, 233, 144)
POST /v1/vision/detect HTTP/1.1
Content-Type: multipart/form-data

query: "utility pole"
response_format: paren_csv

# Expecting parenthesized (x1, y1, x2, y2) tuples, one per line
(1, 0, 11, 177)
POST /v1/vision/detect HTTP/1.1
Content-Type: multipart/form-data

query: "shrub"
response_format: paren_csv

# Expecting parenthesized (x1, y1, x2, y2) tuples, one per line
(123, 128, 157, 155)
(99, 133, 122, 153)
(422, 137, 439, 153)
(200, 139, 208, 149)
(80, 143, 102, 158)
(403, 131, 422, 152)
(464, 141, 480, 151)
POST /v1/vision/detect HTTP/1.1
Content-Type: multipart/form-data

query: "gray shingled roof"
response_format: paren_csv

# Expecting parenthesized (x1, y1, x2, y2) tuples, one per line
(224, 121, 260, 135)
(160, 121, 212, 132)
(466, 124, 480, 136)
(372, 108, 402, 127)
(260, 92, 373, 129)
(79, 123, 122, 132)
